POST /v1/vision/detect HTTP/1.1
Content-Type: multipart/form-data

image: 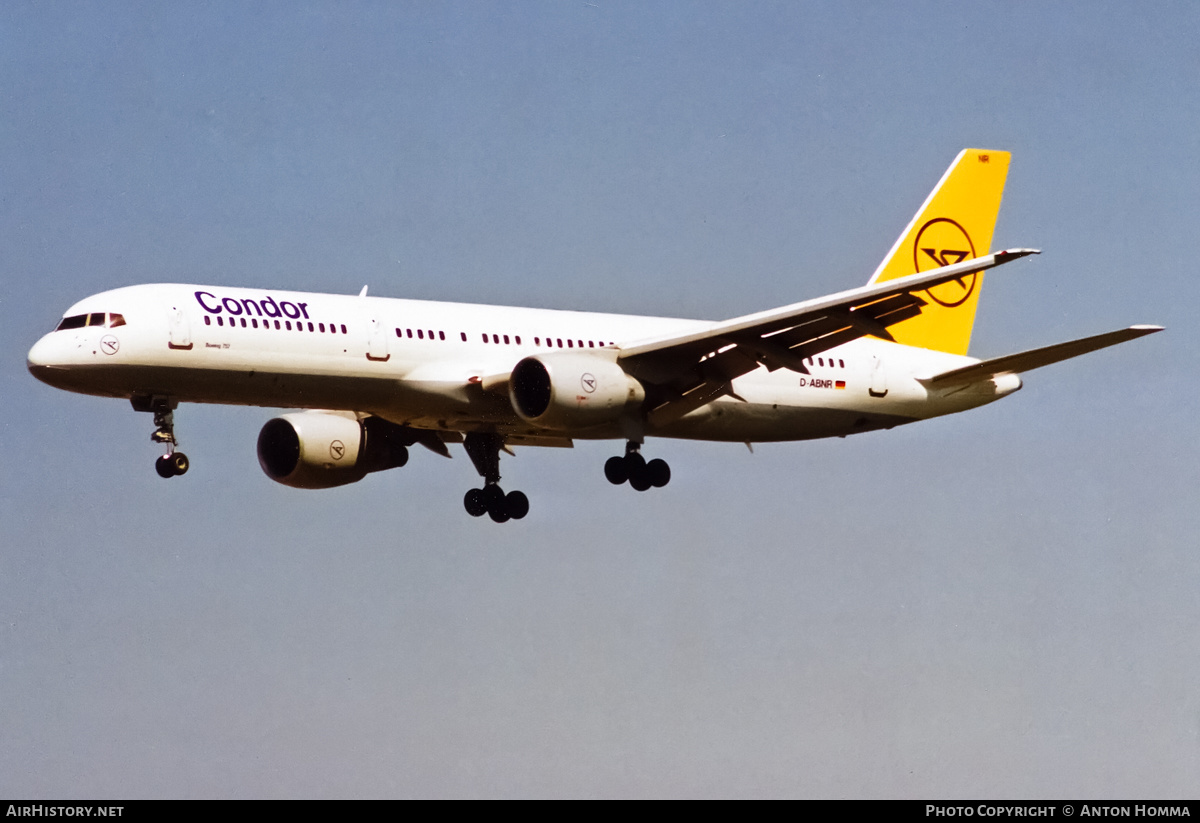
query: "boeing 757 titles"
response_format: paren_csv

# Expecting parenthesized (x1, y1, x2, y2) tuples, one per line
(27, 150, 1162, 522)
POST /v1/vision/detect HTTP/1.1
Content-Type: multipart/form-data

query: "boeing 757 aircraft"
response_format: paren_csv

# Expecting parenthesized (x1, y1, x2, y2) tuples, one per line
(27, 150, 1161, 522)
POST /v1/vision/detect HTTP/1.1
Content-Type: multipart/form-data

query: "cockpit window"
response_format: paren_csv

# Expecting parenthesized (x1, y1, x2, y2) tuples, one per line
(56, 315, 87, 331)
(55, 312, 126, 331)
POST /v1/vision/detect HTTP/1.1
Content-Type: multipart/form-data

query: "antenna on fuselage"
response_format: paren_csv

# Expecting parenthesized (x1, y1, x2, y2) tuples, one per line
(359, 285, 368, 297)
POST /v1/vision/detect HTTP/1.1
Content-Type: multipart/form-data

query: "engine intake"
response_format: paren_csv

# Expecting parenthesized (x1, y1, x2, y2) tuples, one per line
(510, 353, 644, 431)
(257, 411, 411, 489)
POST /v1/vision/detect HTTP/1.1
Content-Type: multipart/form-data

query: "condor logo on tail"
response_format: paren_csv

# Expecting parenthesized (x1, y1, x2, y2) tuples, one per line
(914, 217, 977, 308)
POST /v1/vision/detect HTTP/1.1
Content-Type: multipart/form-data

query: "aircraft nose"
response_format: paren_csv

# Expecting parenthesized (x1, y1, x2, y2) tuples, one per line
(27, 334, 65, 385)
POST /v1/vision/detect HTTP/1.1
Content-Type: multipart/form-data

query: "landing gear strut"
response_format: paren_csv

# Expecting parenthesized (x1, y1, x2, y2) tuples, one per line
(605, 441, 669, 491)
(136, 397, 189, 478)
(462, 432, 528, 522)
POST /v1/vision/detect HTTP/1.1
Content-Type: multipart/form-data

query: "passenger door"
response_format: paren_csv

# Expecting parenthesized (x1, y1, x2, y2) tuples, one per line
(167, 304, 192, 350)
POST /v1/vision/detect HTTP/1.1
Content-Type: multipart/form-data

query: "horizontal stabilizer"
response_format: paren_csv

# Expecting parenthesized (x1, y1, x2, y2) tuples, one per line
(921, 325, 1164, 387)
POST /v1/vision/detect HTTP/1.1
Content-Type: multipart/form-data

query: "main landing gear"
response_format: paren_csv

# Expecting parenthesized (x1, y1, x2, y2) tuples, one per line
(144, 400, 189, 479)
(605, 441, 670, 492)
(462, 432, 528, 523)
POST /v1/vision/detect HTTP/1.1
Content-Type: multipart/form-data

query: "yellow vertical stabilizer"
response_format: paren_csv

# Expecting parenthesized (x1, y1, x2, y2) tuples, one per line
(868, 149, 1010, 355)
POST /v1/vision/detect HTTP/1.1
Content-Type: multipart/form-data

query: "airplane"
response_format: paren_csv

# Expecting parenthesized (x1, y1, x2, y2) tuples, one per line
(27, 149, 1162, 522)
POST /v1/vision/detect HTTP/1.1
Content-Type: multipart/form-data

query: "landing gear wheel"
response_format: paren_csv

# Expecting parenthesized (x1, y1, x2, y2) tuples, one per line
(624, 451, 646, 475)
(464, 488, 487, 517)
(155, 455, 175, 479)
(629, 466, 652, 491)
(624, 452, 649, 491)
(482, 484, 505, 510)
(606, 443, 670, 493)
(646, 458, 670, 488)
(505, 491, 529, 520)
(604, 456, 629, 485)
(170, 452, 189, 476)
(461, 432, 529, 523)
(482, 484, 511, 522)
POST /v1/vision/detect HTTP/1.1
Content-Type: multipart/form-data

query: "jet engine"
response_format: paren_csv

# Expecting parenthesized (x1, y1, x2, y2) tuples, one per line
(257, 411, 411, 489)
(509, 353, 645, 431)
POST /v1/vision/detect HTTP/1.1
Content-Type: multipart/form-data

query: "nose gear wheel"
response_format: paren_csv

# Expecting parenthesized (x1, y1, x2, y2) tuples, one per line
(140, 398, 189, 478)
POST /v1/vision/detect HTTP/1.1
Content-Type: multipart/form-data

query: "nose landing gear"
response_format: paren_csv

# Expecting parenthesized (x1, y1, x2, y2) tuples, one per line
(605, 441, 669, 491)
(134, 396, 189, 478)
(462, 432, 528, 522)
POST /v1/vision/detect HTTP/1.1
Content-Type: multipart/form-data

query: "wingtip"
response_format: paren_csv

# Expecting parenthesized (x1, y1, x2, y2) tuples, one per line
(1130, 324, 1165, 333)
(995, 248, 1041, 260)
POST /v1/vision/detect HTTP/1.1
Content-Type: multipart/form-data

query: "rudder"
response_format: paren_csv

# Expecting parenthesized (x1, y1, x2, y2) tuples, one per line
(868, 149, 1010, 355)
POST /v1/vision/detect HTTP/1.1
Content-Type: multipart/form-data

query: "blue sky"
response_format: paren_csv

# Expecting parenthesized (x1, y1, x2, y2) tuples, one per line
(2, 1, 1197, 797)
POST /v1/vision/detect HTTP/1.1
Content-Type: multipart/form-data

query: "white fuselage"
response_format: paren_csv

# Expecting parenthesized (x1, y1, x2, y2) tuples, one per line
(26, 284, 1018, 443)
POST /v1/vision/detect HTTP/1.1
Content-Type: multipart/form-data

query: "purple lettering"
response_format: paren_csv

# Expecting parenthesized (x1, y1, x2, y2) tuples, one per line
(280, 301, 300, 319)
(260, 296, 281, 318)
(221, 297, 243, 315)
(195, 291, 222, 313)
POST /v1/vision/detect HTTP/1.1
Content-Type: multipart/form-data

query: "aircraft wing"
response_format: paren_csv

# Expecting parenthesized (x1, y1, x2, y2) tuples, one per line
(918, 324, 1164, 389)
(615, 248, 1038, 425)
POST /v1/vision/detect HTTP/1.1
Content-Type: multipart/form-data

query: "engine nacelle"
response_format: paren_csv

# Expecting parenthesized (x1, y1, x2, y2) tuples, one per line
(257, 411, 410, 489)
(510, 353, 645, 431)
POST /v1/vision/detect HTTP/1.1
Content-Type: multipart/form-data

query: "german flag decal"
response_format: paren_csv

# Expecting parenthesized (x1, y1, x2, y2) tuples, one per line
(835, 380, 846, 390)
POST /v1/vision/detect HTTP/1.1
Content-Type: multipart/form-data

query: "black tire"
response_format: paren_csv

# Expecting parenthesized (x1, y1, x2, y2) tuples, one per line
(464, 488, 487, 517)
(155, 455, 175, 479)
(505, 490, 529, 520)
(483, 485, 509, 522)
(170, 452, 190, 476)
(629, 465, 652, 492)
(604, 456, 628, 485)
(646, 458, 670, 488)
(482, 484, 505, 509)
(624, 452, 646, 475)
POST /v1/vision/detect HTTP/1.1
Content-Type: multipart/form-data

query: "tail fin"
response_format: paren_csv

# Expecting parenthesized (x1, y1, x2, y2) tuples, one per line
(868, 149, 1010, 355)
